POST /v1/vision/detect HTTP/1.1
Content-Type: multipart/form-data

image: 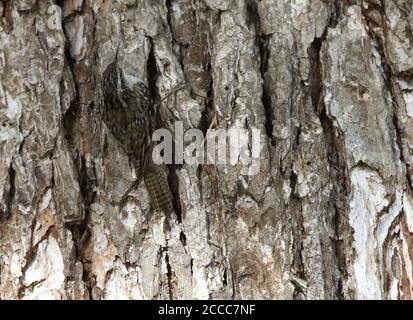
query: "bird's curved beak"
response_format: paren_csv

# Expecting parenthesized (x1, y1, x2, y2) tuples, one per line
(115, 43, 121, 64)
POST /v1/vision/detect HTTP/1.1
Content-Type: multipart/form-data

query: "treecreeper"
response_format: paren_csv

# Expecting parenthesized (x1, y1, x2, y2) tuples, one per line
(97, 46, 174, 213)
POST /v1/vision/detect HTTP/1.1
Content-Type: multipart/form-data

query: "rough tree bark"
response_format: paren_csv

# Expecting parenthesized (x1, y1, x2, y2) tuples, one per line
(0, 0, 412, 300)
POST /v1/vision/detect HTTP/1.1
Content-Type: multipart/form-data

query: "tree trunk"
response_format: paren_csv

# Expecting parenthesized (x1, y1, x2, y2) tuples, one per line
(0, 0, 412, 300)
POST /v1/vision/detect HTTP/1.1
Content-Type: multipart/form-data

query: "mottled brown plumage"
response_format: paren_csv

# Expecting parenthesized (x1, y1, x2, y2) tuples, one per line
(98, 47, 173, 213)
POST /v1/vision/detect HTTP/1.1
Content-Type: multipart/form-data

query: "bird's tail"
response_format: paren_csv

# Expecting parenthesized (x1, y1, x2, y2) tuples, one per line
(144, 169, 174, 213)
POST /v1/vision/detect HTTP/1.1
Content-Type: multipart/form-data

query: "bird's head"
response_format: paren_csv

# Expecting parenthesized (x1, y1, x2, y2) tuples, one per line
(101, 43, 123, 92)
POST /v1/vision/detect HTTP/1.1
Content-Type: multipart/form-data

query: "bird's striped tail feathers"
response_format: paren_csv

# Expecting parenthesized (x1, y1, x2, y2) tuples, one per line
(144, 169, 174, 213)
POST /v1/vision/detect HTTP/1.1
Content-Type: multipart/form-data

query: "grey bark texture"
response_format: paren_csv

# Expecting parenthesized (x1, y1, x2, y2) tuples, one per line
(0, 0, 413, 300)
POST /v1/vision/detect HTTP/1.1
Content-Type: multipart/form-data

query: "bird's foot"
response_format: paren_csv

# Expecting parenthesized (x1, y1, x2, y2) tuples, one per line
(118, 180, 141, 209)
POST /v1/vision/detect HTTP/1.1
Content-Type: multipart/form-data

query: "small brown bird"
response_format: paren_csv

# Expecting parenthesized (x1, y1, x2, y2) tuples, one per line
(98, 45, 173, 213)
